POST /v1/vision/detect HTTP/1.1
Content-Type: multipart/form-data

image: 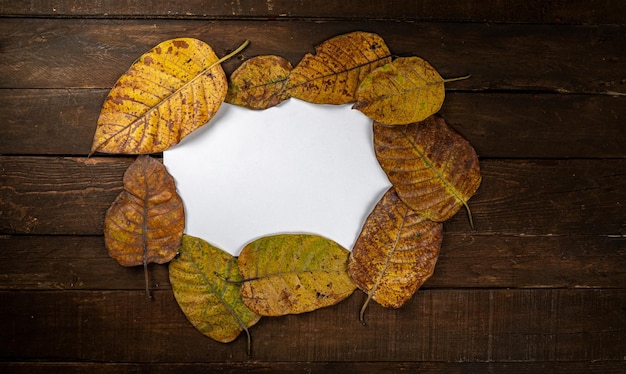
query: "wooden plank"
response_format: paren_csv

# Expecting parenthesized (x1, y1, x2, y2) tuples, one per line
(2, 361, 625, 374)
(1, 0, 624, 25)
(0, 157, 130, 235)
(2, 157, 624, 235)
(1, 289, 624, 362)
(2, 90, 625, 158)
(1, 233, 624, 291)
(1, 19, 624, 94)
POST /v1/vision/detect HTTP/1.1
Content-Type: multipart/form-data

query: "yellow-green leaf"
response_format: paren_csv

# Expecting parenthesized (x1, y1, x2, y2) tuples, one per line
(286, 31, 392, 104)
(226, 55, 293, 109)
(169, 235, 261, 352)
(348, 188, 442, 324)
(238, 234, 356, 316)
(91, 38, 228, 155)
(104, 155, 184, 296)
(355, 57, 465, 125)
(373, 115, 481, 227)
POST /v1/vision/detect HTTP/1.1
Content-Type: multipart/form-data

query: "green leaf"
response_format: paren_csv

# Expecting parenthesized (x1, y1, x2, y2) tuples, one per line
(354, 57, 469, 125)
(238, 234, 356, 316)
(169, 235, 260, 353)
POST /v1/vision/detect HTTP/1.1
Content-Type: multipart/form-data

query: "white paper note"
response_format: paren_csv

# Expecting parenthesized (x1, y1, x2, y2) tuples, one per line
(163, 99, 391, 255)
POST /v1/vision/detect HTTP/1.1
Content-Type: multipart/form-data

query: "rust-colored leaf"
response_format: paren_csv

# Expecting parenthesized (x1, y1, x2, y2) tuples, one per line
(286, 31, 392, 104)
(169, 235, 261, 354)
(104, 155, 184, 296)
(354, 57, 469, 125)
(348, 188, 443, 324)
(238, 234, 356, 316)
(373, 115, 481, 227)
(91, 38, 232, 155)
(226, 55, 293, 110)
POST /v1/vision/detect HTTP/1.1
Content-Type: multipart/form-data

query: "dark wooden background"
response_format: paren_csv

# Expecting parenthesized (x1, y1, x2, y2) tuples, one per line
(1, 1, 625, 373)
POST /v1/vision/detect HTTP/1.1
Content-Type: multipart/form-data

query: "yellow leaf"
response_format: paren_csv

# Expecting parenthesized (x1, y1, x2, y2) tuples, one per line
(169, 235, 261, 354)
(238, 234, 356, 316)
(348, 188, 442, 324)
(286, 31, 392, 104)
(226, 55, 293, 110)
(354, 57, 468, 125)
(91, 38, 230, 155)
(104, 155, 184, 296)
(373, 115, 481, 227)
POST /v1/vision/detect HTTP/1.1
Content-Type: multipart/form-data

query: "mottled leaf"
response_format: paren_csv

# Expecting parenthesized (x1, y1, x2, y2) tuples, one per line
(104, 155, 184, 296)
(169, 235, 261, 353)
(348, 188, 443, 324)
(373, 115, 481, 227)
(226, 55, 293, 109)
(354, 57, 468, 125)
(286, 31, 392, 104)
(238, 234, 356, 316)
(91, 38, 229, 155)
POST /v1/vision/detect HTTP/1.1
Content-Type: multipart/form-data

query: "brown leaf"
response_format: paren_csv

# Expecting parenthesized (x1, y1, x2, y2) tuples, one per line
(226, 55, 293, 109)
(348, 188, 443, 323)
(286, 31, 392, 104)
(104, 155, 184, 296)
(373, 115, 481, 227)
(91, 38, 229, 155)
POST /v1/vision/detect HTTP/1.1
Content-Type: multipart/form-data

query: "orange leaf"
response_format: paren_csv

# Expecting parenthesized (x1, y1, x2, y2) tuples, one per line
(373, 115, 481, 227)
(286, 31, 392, 104)
(91, 38, 229, 155)
(104, 155, 184, 295)
(348, 188, 442, 323)
(226, 55, 293, 110)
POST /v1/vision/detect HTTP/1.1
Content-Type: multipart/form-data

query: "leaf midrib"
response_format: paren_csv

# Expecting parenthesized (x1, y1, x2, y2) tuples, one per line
(400, 127, 467, 208)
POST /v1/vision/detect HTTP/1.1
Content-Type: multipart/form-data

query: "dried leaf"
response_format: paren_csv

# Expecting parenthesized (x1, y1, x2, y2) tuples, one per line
(104, 155, 184, 296)
(354, 57, 468, 125)
(91, 38, 229, 155)
(348, 188, 443, 323)
(226, 55, 293, 109)
(238, 234, 356, 316)
(286, 31, 392, 104)
(373, 115, 481, 227)
(169, 235, 261, 353)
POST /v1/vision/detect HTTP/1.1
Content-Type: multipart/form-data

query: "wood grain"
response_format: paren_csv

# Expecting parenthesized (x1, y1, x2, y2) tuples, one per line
(1, 233, 624, 291)
(2, 0, 624, 25)
(1, 19, 624, 94)
(1, 2, 624, 371)
(2, 157, 624, 235)
(2, 90, 625, 158)
(2, 361, 626, 374)
(1, 289, 624, 362)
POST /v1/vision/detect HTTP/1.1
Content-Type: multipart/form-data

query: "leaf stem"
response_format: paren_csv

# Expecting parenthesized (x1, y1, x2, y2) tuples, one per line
(244, 326, 253, 356)
(443, 74, 471, 83)
(359, 293, 374, 326)
(144, 260, 152, 299)
(464, 200, 476, 230)
(207, 39, 250, 70)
